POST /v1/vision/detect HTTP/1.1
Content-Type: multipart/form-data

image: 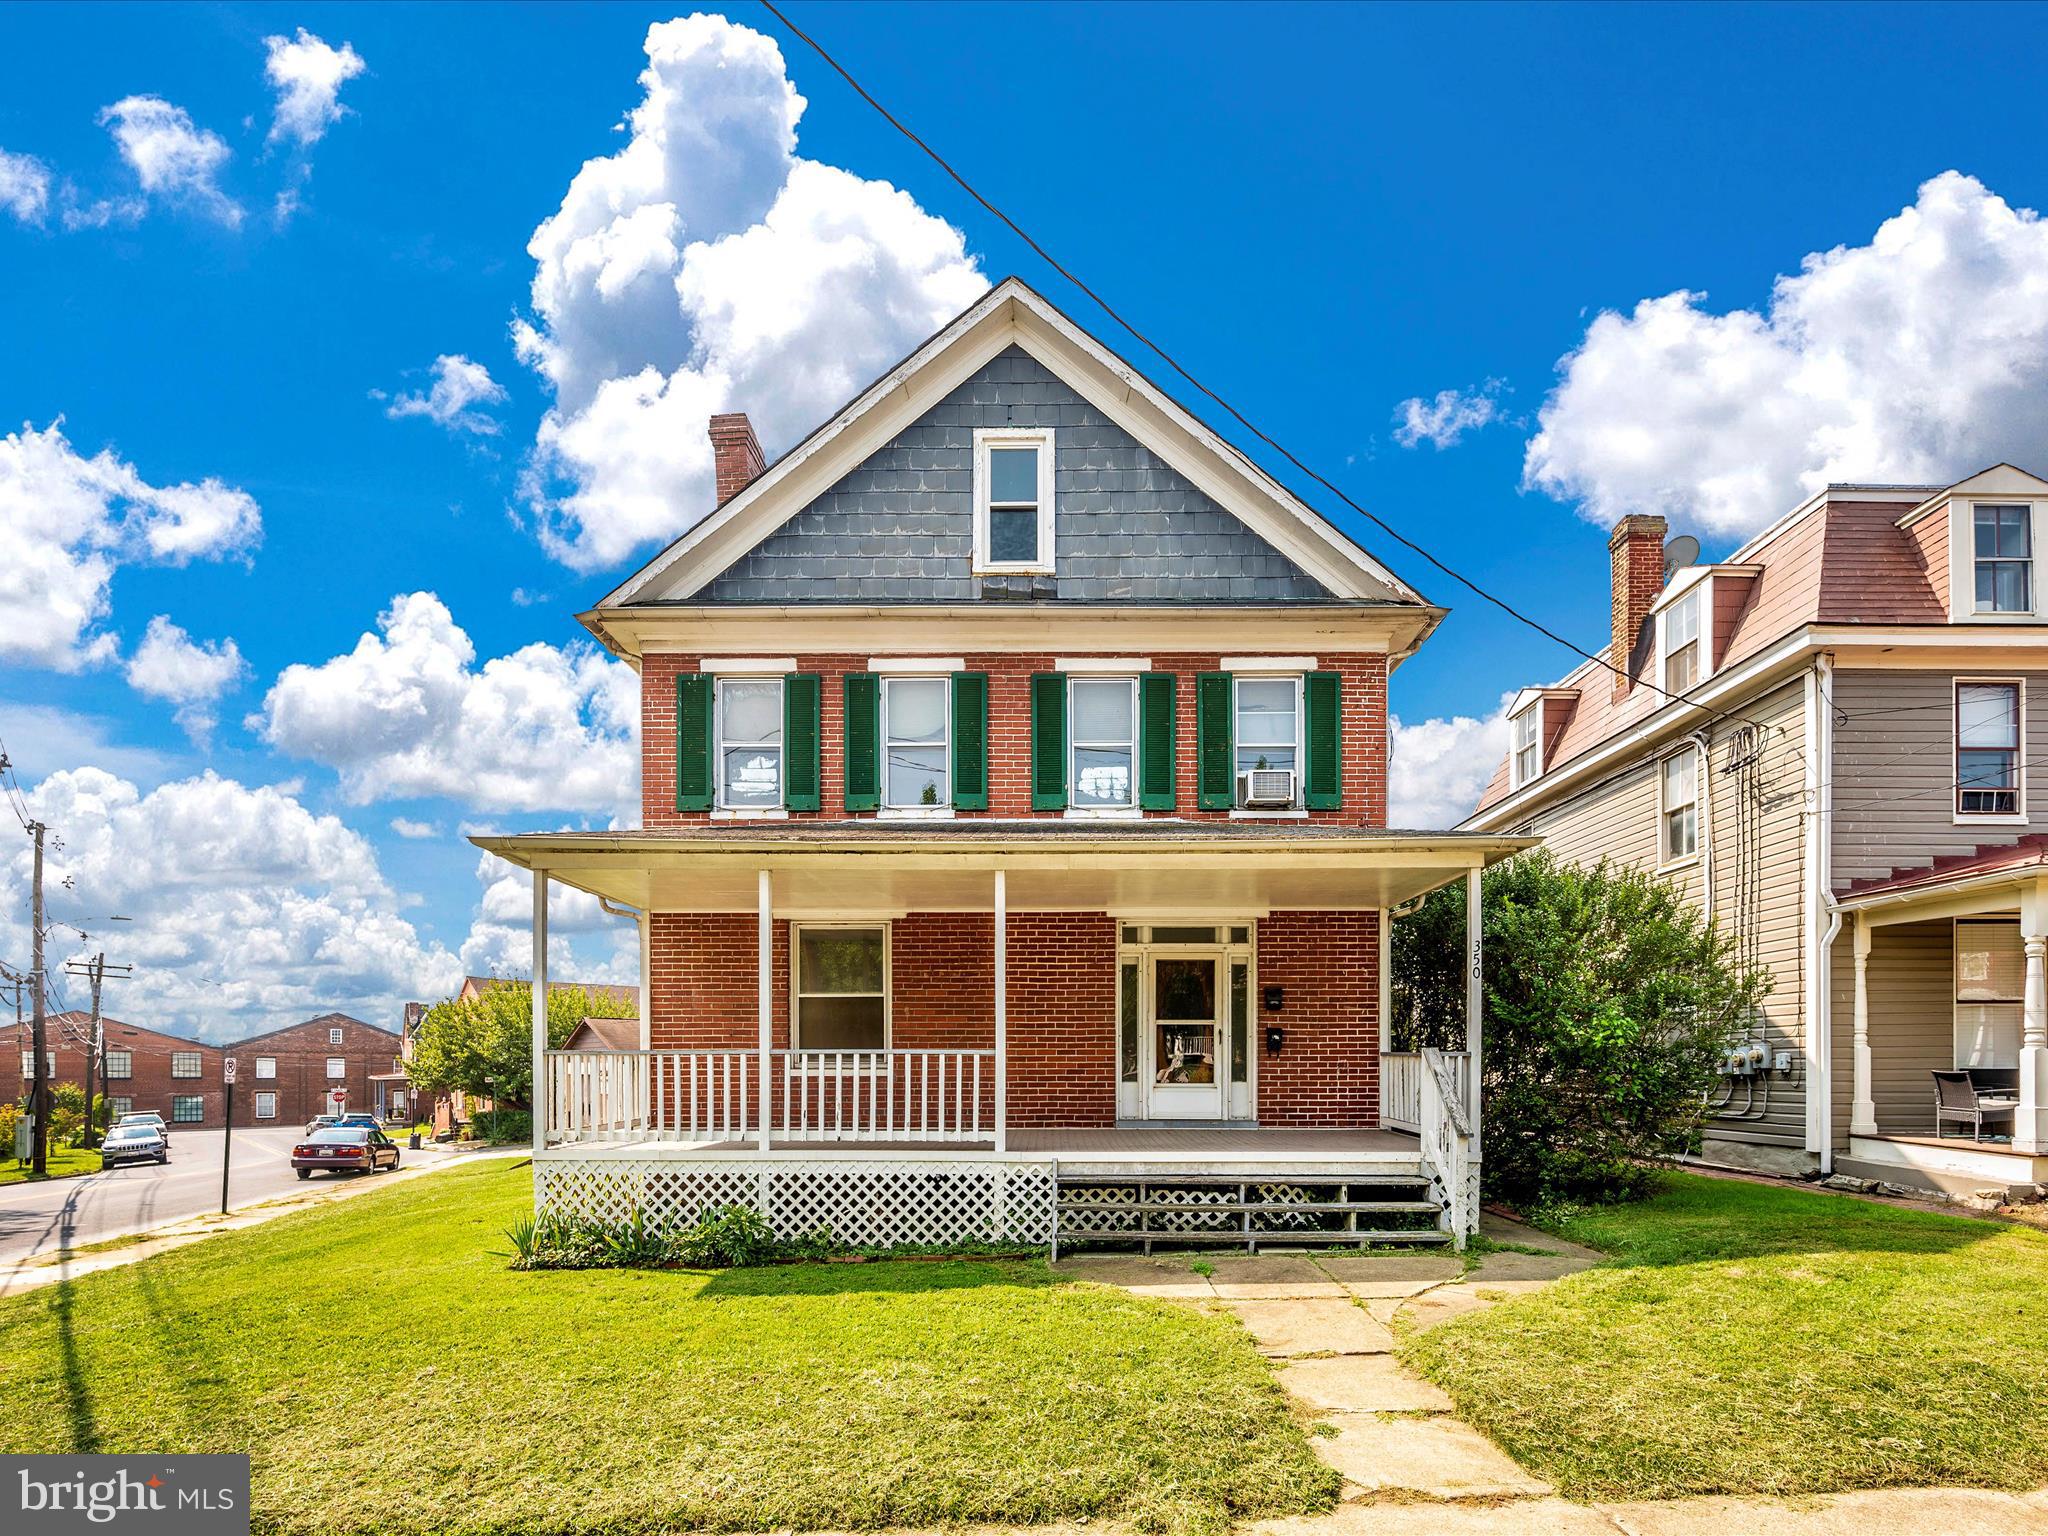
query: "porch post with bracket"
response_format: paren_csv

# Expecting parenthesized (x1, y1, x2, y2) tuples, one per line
(1850, 916, 1877, 1138)
(531, 870, 548, 1155)
(757, 869, 773, 1151)
(1464, 864, 1483, 1148)
(2020, 878, 2048, 1155)
(993, 869, 1008, 1154)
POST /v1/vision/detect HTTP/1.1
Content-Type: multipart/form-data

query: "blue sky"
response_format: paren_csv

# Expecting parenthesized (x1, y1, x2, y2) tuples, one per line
(6, 2, 2048, 1038)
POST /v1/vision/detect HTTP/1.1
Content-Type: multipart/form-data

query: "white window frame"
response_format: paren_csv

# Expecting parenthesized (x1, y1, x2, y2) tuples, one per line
(104, 1048, 132, 1080)
(1955, 676, 2026, 824)
(1659, 746, 1700, 868)
(255, 1056, 276, 1080)
(879, 674, 953, 816)
(1069, 674, 1140, 815)
(254, 1090, 278, 1121)
(328, 1026, 344, 1045)
(326, 1056, 347, 1079)
(171, 1094, 204, 1125)
(972, 427, 1055, 575)
(713, 673, 787, 816)
(1971, 503, 2034, 616)
(21, 1050, 54, 1079)
(1232, 673, 1304, 812)
(171, 1051, 201, 1079)
(1661, 585, 1703, 695)
(789, 921, 892, 1058)
(1509, 706, 1541, 789)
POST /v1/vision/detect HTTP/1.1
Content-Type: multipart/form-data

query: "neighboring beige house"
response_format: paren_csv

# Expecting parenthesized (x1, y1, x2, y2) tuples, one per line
(1465, 465, 2048, 1195)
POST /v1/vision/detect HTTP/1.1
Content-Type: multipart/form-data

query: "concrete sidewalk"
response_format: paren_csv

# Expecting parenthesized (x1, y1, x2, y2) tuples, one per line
(1055, 1220, 2048, 1536)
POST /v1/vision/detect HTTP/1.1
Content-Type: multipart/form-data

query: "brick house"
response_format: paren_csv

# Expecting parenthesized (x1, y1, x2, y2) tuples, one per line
(11, 1013, 225, 1128)
(221, 1013, 407, 1128)
(476, 278, 1525, 1248)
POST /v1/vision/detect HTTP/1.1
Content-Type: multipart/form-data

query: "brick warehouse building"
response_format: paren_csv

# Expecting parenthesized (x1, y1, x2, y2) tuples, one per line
(12, 1013, 226, 1127)
(221, 1012, 408, 1128)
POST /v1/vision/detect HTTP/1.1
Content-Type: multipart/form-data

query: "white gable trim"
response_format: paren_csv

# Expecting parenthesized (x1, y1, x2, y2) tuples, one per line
(601, 278, 1425, 609)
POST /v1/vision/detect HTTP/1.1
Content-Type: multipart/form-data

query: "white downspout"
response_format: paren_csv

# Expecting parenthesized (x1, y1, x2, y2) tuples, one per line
(1690, 727, 1714, 927)
(1806, 654, 1838, 1175)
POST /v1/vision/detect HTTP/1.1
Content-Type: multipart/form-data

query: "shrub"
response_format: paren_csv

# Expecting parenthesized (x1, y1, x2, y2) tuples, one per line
(468, 1109, 531, 1144)
(1395, 850, 1767, 1208)
(501, 1205, 1027, 1271)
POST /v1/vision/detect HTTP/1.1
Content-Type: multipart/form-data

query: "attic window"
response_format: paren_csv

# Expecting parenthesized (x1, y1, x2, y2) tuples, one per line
(1662, 587, 1702, 694)
(973, 428, 1054, 575)
(1510, 707, 1541, 788)
(1973, 505, 2033, 614)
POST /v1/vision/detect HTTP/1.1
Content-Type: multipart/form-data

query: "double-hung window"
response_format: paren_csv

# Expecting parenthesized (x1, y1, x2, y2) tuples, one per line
(1071, 677, 1138, 810)
(1957, 680, 2022, 817)
(792, 925, 889, 1054)
(255, 1056, 276, 1079)
(254, 1091, 278, 1120)
(1661, 748, 1699, 863)
(1235, 676, 1302, 806)
(171, 1051, 201, 1079)
(104, 1049, 132, 1079)
(882, 676, 949, 809)
(326, 1057, 346, 1079)
(716, 676, 784, 809)
(973, 428, 1054, 573)
(1663, 588, 1701, 693)
(1974, 506, 2033, 614)
(1510, 708, 1540, 788)
(328, 1026, 344, 1045)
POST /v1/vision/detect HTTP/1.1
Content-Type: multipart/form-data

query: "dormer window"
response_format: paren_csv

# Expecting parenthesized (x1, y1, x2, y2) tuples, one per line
(1510, 707, 1540, 788)
(973, 428, 1055, 575)
(1974, 505, 2033, 614)
(1662, 587, 1701, 694)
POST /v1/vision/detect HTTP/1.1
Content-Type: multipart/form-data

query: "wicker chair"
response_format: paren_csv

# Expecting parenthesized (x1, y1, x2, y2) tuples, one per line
(1932, 1070, 2017, 1141)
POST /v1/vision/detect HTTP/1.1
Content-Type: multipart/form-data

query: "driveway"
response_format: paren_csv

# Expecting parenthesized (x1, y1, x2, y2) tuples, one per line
(0, 1126, 449, 1267)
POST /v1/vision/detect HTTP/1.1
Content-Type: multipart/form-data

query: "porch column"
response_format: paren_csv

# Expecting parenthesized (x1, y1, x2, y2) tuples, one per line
(531, 870, 548, 1155)
(1850, 916, 1877, 1138)
(2020, 878, 2048, 1155)
(993, 869, 1008, 1153)
(1464, 864, 1482, 1146)
(757, 869, 773, 1151)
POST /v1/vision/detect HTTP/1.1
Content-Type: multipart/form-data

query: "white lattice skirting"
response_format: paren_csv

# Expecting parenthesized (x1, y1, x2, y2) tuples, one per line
(534, 1157, 1059, 1247)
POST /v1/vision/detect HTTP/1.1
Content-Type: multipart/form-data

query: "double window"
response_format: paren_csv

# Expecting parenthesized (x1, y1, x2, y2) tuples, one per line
(882, 676, 950, 810)
(171, 1051, 201, 1079)
(104, 1048, 132, 1079)
(1974, 505, 2033, 614)
(716, 677, 784, 810)
(1510, 707, 1541, 788)
(1660, 748, 1699, 863)
(792, 925, 889, 1054)
(972, 428, 1054, 574)
(1663, 588, 1702, 694)
(1956, 680, 2022, 818)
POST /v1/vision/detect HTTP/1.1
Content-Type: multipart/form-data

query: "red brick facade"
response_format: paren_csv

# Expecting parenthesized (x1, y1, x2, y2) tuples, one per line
(11, 1014, 226, 1127)
(640, 650, 1389, 828)
(223, 1013, 407, 1128)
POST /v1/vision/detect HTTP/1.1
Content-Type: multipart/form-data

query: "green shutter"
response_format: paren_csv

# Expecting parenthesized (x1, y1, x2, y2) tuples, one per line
(675, 673, 714, 811)
(783, 673, 821, 811)
(1304, 670, 1342, 810)
(952, 672, 989, 810)
(842, 673, 880, 811)
(1030, 672, 1068, 810)
(1139, 672, 1177, 810)
(1195, 672, 1234, 810)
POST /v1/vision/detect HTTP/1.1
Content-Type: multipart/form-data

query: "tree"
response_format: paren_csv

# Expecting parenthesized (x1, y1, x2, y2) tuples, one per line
(406, 983, 636, 1109)
(1396, 851, 1768, 1207)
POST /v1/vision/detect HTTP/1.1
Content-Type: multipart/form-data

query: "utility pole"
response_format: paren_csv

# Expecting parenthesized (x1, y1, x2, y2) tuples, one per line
(28, 820, 47, 1177)
(63, 953, 129, 1151)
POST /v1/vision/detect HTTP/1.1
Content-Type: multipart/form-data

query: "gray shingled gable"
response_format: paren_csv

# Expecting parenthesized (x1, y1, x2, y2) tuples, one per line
(698, 345, 1334, 603)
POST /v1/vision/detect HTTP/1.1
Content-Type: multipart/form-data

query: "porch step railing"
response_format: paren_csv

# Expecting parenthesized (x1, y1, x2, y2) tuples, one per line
(1380, 1050, 1471, 1133)
(1417, 1046, 1477, 1247)
(543, 1048, 994, 1145)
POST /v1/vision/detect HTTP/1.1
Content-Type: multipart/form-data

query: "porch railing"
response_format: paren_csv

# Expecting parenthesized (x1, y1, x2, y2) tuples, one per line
(1417, 1046, 1476, 1246)
(1381, 1050, 1471, 1133)
(542, 1048, 995, 1146)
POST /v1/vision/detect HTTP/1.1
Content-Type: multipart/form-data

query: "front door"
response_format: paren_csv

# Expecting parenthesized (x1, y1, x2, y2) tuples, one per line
(1145, 953, 1226, 1120)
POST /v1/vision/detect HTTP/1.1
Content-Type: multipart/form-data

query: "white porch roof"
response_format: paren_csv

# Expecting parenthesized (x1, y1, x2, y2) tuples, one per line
(470, 823, 1532, 914)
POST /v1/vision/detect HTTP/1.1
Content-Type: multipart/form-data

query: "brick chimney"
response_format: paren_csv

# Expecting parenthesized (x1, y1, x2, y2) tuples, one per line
(1608, 513, 1669, 699)
(709, 413, 767, 507)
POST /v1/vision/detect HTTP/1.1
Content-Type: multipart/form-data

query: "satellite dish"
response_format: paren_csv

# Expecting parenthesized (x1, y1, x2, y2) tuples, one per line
(1663, 534, 1701, 579)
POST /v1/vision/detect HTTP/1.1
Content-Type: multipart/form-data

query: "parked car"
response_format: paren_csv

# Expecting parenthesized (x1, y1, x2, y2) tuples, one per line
(290, 1126, 401, 1179)
(338, 1113, 381, 1130)
(303, 1113, 342, 1136)
(100, 1121, 169, 1167)
(113, 1110, 170, 1144)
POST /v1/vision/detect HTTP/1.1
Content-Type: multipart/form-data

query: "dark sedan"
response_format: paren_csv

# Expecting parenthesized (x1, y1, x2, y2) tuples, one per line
(290, 1126, 401, 1179)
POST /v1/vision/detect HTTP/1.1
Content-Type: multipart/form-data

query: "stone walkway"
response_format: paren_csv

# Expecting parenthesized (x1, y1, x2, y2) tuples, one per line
(1053, 1217, 2048, 1535)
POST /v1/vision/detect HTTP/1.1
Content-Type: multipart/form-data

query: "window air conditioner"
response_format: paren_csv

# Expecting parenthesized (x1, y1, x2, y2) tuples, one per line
(1237, 768, 1296, 809)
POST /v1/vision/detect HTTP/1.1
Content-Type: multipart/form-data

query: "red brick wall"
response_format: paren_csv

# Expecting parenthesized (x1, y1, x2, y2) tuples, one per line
(641, 651, 1388, 828)
(224, 1014, 407, 1128)
(644, 909, 1377, 1130)
(11, 1015, 226, 1126)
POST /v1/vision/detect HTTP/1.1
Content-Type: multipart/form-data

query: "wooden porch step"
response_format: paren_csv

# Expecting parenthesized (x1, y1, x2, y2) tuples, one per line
(1057, 1227, 1453, 1247)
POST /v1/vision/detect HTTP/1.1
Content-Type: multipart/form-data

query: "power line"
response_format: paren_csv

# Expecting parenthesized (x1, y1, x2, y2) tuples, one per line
(756, 0, 1720, 720)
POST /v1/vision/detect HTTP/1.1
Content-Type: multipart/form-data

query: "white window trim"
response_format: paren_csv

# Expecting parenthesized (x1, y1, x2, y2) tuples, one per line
(698, 657, 798, 673)
(790, 921, 892, 1059)
(254, 1091, 278, 1120)
(1658, 744, 1702, 870)
(255, 1056, 277, 1080)
(880, 674, 952, 812)
(1954, 675, 2028, 825)
(1221, 655, 1318, 671)
(714, 673, 786, 813)
(1658, 583, 1707, 696)
(104, 1049, 132, 1080)
(328, 1027, 344, 1045)
(171, 1051, 202, 1079)
(326, 1057, 347, 1079)
(972, 427, 1055, 575)
(1948, 499, 2048, 622)
(1057, 657, 1151, 673)
(1232, 673, 1304, 810)
(1509, 705, 1542, 790)
(868, 656, 965, 673)
(1069, 674, 1139, 812)
(1968, 502, 2037, 618)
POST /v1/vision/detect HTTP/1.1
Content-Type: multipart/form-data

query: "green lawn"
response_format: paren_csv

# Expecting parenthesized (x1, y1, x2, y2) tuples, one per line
(0, 1146, 101, 1186)
(1404, 1171, 2048, 1500)
(0, 1161, 1334, 1535)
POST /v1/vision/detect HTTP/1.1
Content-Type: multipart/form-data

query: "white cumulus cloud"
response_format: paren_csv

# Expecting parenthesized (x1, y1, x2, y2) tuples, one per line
(0, 149, 52, 224)
(0, 420, 262, 672)
(125, 615, 247, 738)
(264, 28, 367, 147)
(1526, 172, 2048, 538)
(389, 817, 440, 840)
(253, 591, 639, 817)
(382, 354, 508, 435)
(96, 95, 240, 226)
(1392, 380, 1507, 449)
(1388, 693, 1513, 828)
(459, 850, 638, 985)
(2, 766, 460, 1041)
(514, 13, 986, 571)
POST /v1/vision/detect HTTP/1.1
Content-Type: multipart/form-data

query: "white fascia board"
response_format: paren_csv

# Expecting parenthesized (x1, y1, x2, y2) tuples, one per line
(698, 657, 798, 673)
(1900, 463, 2048, 526)
(1221, 655, 1318, 671)
(1056, 656, 1152, 672)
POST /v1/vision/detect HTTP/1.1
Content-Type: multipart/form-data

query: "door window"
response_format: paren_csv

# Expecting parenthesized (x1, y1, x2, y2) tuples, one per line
(1152, 958, 1218, 1085)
